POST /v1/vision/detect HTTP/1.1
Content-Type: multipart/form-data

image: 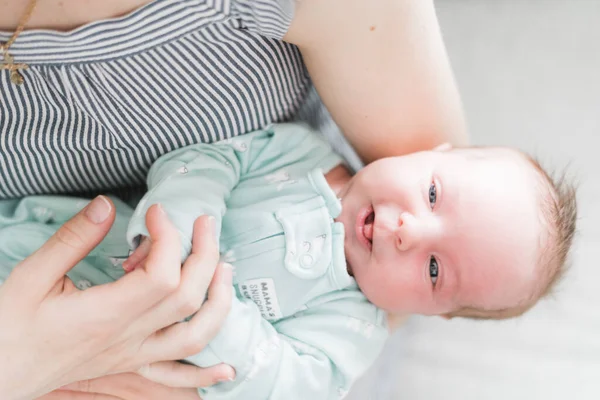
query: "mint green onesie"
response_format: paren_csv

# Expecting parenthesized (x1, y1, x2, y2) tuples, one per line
(0, 123, 388, 400)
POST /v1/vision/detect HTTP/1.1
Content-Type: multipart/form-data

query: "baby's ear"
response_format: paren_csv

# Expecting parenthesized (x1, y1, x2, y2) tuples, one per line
(433, 142, 453, 152)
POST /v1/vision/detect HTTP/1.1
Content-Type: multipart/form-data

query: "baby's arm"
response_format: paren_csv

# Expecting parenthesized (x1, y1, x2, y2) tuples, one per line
(128, 124, 342, 260)
(127, 141, 243, 260)
(190, 291, 388, 400)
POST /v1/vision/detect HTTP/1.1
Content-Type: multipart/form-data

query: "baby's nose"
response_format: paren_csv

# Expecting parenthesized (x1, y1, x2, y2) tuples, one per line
(396, 212, 422, 251)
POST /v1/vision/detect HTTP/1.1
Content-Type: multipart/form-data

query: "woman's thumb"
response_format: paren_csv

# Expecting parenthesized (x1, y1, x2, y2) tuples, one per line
(17, 196, 115, 296)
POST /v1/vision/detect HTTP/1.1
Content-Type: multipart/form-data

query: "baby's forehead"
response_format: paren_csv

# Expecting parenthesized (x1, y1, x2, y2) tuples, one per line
(451, 147, 544, 216)
(445, 147, 548, 310)
(450, 146, 542, 181)
(451, 146, 527, 163)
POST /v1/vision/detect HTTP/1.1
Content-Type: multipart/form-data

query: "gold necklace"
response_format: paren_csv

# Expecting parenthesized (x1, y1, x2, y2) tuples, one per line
(1, 0, 39, 85)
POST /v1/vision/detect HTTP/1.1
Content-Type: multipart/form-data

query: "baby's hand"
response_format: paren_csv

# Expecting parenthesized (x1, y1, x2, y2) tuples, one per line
(123, 236, 152, 272)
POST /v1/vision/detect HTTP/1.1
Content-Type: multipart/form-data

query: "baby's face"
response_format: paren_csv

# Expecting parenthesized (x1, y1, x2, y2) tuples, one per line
(336, 146, 543, 315)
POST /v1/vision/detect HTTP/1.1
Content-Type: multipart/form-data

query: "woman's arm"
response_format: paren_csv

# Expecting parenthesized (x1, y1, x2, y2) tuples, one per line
(285, 0, 468, 162)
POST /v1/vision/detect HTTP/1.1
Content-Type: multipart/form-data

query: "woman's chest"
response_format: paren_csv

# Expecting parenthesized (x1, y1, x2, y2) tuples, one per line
(1, 0, 153, 31)
(0, 23, 310, 198)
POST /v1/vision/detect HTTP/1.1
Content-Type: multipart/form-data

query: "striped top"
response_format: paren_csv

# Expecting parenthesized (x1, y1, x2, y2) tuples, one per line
(0, 0, 354, 200)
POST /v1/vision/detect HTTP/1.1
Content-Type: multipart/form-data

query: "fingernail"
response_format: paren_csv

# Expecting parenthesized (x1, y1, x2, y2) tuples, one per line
(85, 196, 111, 224)
(217, 365, 236, 382)
(220, 263, 233, 284)
(156, 203, 166, 215)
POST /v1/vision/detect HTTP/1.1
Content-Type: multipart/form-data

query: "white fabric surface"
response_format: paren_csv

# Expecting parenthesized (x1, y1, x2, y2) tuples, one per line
(347, 1, 600, 399)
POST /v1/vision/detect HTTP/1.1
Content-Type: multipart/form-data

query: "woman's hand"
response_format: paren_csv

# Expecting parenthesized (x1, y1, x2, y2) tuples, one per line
(38, 372, 205, 400)
(0, 196, 233, 400)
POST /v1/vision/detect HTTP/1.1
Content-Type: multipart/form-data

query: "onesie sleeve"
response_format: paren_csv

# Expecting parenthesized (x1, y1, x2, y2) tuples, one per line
(127, 123, 341, 261)
(126, 142, 243, 261)
(228, 0, 296, 40)
(190, 292, 388, 400)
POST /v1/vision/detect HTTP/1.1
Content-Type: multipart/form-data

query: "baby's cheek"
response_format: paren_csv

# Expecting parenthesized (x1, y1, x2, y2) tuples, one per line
(366, 272, 414, 311)
(388, 266, 434, 312)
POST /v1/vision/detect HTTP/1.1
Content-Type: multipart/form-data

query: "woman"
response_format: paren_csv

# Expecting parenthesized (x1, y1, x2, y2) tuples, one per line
(0, 0, 467, 398)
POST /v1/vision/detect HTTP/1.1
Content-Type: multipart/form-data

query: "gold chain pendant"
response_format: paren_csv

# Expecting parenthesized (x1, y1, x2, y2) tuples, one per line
(1, 52, 27, 86)
(0, 0, 39, 86)
(10, 70, 25, 85)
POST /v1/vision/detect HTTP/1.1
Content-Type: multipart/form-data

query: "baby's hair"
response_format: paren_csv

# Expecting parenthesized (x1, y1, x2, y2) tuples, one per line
(527, 157, 578, 298)
(448, 151, 577, 321)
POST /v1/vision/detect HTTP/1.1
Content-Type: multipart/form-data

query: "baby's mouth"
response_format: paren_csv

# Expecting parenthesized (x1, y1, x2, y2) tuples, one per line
(363, 210, 375, 245)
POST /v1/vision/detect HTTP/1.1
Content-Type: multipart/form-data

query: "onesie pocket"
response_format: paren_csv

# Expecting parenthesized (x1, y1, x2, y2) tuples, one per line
(275, 196, 333, 280)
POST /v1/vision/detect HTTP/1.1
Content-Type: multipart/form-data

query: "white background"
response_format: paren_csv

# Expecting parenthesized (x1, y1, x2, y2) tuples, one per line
(348, 1, 600, 399)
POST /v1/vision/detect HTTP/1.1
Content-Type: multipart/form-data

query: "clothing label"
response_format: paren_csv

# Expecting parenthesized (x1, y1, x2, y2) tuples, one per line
(240, 278, 283, 321)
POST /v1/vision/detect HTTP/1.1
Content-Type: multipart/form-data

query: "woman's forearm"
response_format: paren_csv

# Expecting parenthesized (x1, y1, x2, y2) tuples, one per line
(285, 0, 468, 162)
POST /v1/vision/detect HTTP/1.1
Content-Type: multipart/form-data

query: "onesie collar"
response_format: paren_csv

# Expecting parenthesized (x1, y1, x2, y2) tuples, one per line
(307, 168, 342, 218)
(308, 168, 355, 289)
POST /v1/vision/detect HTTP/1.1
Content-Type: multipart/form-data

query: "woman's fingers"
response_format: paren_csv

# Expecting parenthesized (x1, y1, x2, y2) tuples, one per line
(184, 216, 220, 292)
(141, 204, 184, 292)
(156, 216, 220, 323)
(58, 373, 203, 400)
(85, 204, 185, 322)
(0, 205, 230, 398)
(138, 361, 235, 388)
(191, 215, 218, 257)
(123, 215, 221, 342)
(103, 215, 215, 328)
(31, 210, 229, 379)
(12, 196, 115, 301)
(38, 391, 122, 400)
(140, 262, 233, 362)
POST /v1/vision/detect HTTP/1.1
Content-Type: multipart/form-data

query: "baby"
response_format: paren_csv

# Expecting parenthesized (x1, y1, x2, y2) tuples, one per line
(0, 123, 576, 399)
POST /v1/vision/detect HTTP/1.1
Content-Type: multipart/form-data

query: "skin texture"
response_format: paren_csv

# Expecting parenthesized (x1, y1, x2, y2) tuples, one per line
(334, 146, 543, 316)
(0, 0, 153, 30)
(1, 0, 468, 398)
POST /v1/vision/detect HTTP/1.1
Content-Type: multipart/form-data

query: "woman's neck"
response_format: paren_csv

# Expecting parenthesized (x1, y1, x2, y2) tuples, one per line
(0, 0, 153, 31)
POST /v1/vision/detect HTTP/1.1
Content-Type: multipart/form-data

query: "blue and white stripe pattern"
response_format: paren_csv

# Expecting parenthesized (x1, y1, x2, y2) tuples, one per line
(0, 0, 336, 199)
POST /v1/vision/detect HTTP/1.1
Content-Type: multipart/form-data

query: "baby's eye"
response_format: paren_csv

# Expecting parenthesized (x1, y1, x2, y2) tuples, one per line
(428, 182, 437, 209)
(429, 256, 439, 287)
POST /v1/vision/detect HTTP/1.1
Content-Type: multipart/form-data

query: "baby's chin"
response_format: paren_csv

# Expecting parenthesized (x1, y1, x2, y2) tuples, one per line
(345, 259, 355, 277)
(349, 268, 385, 307)
(344, 244, 368, 281)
